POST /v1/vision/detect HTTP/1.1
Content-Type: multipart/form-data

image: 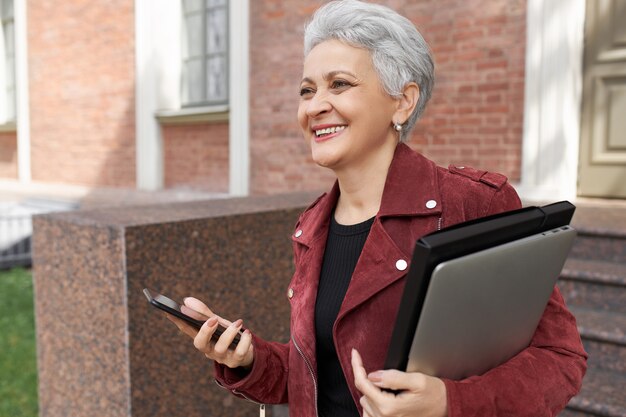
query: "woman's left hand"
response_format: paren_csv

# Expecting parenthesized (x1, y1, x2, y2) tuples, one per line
(351, 349, 448, 417)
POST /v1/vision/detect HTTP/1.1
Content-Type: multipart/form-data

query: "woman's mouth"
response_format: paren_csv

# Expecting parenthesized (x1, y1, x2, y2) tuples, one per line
(313, 125, 346, 142)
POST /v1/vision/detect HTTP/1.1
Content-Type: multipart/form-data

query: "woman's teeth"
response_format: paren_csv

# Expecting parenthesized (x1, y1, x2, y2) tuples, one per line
(315, 125, 346, 137)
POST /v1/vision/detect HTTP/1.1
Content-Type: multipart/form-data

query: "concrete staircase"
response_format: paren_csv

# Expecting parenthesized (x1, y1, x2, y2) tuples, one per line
(557, 203, 626, 417)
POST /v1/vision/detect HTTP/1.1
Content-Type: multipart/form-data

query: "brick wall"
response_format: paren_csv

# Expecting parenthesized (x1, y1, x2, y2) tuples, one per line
(28, 0, 136, 187)
(406, 0, 526, 181)
(248, 0, 526, 195)
(21, 0, 525, 193)
(0, 131, 17, 179)
(249, 1, 334, 195)
(163, 123, 229, 193)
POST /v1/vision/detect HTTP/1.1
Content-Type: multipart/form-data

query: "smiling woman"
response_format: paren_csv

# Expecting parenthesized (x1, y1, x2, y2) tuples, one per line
(298, 39, 408, 182)
(166, 1, 587, 416)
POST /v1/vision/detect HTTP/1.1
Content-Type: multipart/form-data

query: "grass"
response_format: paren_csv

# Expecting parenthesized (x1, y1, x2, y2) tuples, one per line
(0, 268, 38, 417)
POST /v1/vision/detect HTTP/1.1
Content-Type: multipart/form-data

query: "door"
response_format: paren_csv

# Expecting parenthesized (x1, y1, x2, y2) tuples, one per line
(579, 0, 626, 198)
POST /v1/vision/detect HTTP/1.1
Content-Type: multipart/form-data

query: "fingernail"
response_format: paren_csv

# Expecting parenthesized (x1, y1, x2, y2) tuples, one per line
(368, 371, 384, 382)
(232, 319, 243, 328)
(206, 317, 218, 326)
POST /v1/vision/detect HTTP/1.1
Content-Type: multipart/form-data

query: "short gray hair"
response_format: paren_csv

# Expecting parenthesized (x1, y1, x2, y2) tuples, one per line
(304, 0, 435, 142)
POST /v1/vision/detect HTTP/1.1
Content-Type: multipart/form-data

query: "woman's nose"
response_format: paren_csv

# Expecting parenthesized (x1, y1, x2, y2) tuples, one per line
(305, 91, 332, 118)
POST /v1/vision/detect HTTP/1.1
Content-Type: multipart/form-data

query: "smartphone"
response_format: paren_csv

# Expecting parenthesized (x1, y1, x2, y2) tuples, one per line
(143, 288, 241, 348)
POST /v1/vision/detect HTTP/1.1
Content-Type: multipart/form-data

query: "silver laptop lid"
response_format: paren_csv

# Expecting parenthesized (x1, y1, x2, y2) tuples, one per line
(406, 225, 576, 380)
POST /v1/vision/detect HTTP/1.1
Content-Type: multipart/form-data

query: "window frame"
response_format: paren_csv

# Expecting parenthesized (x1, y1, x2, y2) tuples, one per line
(181, 0, 229, 108)
(1, 0, 15, 123)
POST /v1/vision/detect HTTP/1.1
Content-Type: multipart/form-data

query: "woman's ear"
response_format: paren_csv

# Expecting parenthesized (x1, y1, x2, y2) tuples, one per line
(393, 82, 420, 124)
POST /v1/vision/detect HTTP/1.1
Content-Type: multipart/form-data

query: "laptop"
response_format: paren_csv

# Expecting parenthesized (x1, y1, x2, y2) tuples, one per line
(384, 201, 576, 380)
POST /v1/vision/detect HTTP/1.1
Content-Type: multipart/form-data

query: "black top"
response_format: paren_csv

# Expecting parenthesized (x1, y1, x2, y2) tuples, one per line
(315, 214, 375, 417)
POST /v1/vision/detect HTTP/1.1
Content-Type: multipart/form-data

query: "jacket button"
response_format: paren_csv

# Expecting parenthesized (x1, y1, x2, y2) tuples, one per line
(426, 200, 437, 209)
(287, 288, 294, 299)
(396, 259, 408, 271)
(294, 229, 303, 238)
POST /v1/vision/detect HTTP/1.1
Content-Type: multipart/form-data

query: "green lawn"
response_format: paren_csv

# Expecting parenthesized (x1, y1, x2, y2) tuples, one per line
(0, 268, 38, 417)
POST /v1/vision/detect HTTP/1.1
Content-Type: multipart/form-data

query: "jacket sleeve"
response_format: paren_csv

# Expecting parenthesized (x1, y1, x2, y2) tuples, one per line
(442, 184, 588, 417)
(212, 206, 321, 404)
(214, 334, 290, 404)
(443, 288, 587, 417)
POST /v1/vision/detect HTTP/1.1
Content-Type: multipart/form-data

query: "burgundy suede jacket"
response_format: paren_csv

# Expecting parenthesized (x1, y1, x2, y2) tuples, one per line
(215, 143, 587, 417)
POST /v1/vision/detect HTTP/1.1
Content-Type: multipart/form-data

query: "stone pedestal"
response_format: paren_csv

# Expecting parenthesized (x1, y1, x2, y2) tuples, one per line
(32, 193, 316, 417)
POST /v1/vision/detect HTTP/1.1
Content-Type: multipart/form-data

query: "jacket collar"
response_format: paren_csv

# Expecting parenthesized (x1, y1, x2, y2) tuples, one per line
(377, 143, 442, 218)
(292, 183, 338, 249)
(294, 143, 442, 247)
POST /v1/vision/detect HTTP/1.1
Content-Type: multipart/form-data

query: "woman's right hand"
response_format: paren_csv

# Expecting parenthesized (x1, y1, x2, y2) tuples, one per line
(166, 296, 255, 369)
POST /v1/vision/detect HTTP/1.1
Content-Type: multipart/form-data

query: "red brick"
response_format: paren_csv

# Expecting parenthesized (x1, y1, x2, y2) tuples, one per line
(477, 82, 510, 93)
(477, 105, 510, 113)
(28, 0, 136, 187)
(0, 132, 17, 179)
(476, 59, 509, 70)
(163, 123, 229, 193)
(486, 93, 502, 103)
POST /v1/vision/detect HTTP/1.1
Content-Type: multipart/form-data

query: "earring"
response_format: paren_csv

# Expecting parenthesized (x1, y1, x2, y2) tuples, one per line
(394, 122, 403, 132)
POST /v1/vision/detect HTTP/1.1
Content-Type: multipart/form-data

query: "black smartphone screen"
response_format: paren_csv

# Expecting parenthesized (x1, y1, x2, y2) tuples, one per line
(143, 288, 241, 348)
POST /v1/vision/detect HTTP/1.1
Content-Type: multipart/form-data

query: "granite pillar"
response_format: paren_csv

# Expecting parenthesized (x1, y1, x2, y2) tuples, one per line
(32, 193, 317, 417)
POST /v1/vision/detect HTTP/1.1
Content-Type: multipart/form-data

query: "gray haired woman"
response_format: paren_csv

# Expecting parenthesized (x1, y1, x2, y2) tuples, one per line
(168, 1, 587, 416)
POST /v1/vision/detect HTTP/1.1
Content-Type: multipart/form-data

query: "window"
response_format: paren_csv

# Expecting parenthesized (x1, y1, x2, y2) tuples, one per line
(0, 0, 15, 122)
(182, 0, 228, 107)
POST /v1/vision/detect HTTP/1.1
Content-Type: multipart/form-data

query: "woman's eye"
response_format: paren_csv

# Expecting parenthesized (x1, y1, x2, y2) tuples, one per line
(331, 80, 352, 89)
(299, 87, 314, 97)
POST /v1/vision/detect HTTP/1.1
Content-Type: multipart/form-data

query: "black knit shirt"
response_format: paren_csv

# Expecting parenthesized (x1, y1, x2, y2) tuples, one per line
(315, 214, 375, 417)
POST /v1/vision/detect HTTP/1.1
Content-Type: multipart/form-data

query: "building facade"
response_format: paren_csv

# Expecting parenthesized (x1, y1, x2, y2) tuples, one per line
(0, 0, 624, 200)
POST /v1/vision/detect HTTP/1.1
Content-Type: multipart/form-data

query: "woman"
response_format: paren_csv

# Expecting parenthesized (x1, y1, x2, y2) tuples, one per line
(168, 1, 587, 416)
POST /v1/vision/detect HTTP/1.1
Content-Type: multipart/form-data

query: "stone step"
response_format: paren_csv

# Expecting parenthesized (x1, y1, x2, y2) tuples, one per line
(558, 278, 626, 314)
(569, 231, 626, 264)
(558, 258, 626, 314)
(582, 339, 626, 374)
(570, 307, 626, 373)
(559, 408, 598, 417)
(572, 307, 626, 347)
(560, 204, 626, 417)
(566, 368, 626, 417)
(562, 259, 626, 287)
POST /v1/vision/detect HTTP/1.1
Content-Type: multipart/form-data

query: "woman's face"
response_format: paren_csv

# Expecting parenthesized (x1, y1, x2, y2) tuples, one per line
(297, 39, 399, 171)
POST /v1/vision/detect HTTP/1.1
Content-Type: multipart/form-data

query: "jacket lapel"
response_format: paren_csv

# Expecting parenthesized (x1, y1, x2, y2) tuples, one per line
(337, 144, 443, 320)
(336, 219, 410, 319)
(289, 183, 339, 363)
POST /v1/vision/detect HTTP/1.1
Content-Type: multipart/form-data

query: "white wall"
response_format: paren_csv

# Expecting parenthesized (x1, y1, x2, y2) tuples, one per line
(134, 0, 250, 195)
(518, 0, 586, 202)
